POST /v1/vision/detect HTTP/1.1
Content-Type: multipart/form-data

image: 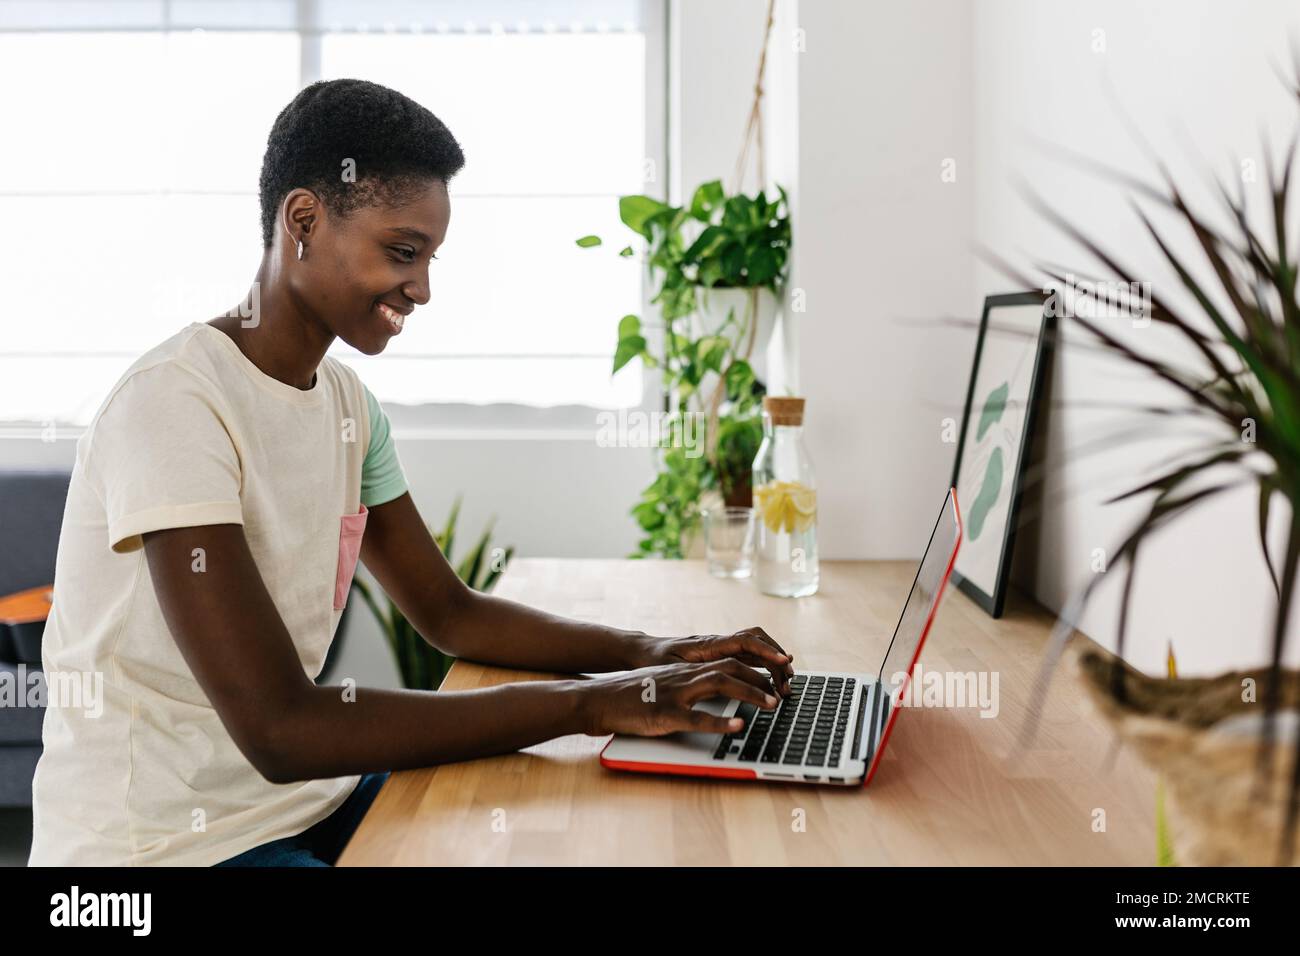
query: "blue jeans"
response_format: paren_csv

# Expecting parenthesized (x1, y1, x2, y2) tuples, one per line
(212, 771, 390, 867)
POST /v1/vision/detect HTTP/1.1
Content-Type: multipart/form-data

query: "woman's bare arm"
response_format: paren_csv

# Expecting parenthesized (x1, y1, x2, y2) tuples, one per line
(358, 492, 660, 672)
(143, 522, 589, 782)
(142, 522, 779, 783)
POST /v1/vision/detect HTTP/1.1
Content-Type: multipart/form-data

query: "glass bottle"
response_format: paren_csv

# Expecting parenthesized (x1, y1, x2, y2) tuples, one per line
(752, 396, 819, 597)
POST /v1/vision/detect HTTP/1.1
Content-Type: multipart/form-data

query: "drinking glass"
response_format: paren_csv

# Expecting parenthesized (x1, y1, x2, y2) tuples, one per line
(703, 507, 756, 578)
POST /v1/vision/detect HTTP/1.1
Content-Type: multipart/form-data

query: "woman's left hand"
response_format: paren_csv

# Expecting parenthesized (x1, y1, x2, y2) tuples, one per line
(638, 627, 795, 696)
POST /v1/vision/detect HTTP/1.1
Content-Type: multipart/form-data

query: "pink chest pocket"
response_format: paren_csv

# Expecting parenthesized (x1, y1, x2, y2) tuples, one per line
(334, 503, 369, 610)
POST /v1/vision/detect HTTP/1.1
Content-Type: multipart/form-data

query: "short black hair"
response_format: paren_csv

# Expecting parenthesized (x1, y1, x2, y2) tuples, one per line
(257, 78, 465, 248)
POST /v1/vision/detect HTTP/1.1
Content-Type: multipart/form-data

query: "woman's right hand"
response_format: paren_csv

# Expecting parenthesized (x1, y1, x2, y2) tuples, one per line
(576, 659, 782, 737)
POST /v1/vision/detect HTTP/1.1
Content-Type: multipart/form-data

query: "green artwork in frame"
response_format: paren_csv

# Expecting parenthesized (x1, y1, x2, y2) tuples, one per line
(949, 292, 1055, 617)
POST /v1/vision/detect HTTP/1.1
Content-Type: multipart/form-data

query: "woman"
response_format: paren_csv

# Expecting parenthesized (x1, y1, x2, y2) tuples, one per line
(28, 79, 793, 867)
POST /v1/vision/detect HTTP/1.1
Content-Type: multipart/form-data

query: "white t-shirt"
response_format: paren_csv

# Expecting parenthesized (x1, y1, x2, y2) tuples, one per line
(29, 321, 396, 866)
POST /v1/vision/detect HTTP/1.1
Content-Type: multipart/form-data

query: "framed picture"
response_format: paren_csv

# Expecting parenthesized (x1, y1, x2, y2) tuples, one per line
(949, 292, 1055, 617)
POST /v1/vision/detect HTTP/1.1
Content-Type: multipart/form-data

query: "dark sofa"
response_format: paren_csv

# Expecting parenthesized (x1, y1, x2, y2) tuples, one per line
(0, 470, 70, 807)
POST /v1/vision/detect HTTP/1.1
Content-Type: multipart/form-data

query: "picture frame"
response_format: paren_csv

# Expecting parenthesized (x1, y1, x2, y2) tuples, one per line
(949, 291, 1055, 618)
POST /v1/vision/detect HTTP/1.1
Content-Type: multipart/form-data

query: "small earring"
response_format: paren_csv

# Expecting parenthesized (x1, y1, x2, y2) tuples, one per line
(296, 239, 304, 261)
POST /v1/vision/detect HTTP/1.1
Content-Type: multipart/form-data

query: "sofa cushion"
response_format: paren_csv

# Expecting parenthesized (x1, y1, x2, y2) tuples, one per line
(0, 469, 71, 665)
(0, 745, 41, 808)
(0, 661, 45, 745)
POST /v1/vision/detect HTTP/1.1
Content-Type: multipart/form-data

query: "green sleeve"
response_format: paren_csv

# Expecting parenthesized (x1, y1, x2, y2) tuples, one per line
(360, 383, 409, 507)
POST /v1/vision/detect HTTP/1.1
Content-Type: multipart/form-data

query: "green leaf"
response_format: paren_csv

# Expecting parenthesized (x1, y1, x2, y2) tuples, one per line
(724, 359, 755, 399)
(679, 358, 701, 388)
(457, 523, 494, 588)
(618, 245, 634, 257)
(575, 235, 602, 248)
(658, 278, 697, 321)
(722, 195, 753, 232)
(618, 314, 641, 339)
(683, 225, 731, 262)
(352, 499, 511, 689)
(619, 195, 669, 239)
(689, 180, 725, 221)
(633, 500, 664, 530)
(746, 245, 778, 286)
(697, 335, 729, 373)
(1105, 447, 1243, 504)
(697, 258, 724, 288)
(1259, 479, 1281, 597)
(481, 545, 514, 592)
(644, 208, 680, 248)
(721, 242, 746, 282)
(439, 495, 462, 561)
(613, 334, 648, 373)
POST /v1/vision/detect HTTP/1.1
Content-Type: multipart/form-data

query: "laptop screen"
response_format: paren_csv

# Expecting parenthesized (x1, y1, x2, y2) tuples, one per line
(877, 488, 962, 695)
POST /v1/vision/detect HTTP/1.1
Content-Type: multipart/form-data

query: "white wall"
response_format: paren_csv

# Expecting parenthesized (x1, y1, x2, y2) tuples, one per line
(745, 0, 1299, 676)
(670, 0, 772, 203)
(11, 1, 1298, 683)
(786, 0, 976, 562)
(971, 0, 1300, 674)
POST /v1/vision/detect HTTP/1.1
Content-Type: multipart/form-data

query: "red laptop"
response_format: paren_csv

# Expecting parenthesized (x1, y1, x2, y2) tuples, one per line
(601, 487, 962, 786)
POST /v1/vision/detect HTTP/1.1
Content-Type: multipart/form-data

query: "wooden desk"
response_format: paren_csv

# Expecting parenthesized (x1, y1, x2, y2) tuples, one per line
(338, 558, 1156, 866)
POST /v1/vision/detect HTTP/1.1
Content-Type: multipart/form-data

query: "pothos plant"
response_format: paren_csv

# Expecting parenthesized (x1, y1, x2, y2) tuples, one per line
(578, 180, 791, 557)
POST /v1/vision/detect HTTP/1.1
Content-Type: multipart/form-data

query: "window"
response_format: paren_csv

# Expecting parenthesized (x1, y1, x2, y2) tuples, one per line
(0, 0, 663, 425)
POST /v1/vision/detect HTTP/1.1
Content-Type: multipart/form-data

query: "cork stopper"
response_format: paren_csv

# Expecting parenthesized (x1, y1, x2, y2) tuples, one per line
(763, 396, 805, 426)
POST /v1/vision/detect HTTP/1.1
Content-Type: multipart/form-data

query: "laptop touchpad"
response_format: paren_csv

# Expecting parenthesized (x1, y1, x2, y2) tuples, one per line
(693, 695, 734, 717)
(668, 695, 736, 749)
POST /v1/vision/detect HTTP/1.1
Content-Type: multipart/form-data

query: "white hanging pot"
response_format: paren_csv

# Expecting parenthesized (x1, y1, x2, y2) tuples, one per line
(697, 286, 780, 385)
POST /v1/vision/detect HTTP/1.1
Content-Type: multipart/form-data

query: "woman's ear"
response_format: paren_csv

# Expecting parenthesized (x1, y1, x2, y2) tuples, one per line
(282, 188, 319, 245)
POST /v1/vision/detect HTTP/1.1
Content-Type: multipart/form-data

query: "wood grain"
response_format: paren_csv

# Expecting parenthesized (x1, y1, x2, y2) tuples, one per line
(338, 558, 1156, 866)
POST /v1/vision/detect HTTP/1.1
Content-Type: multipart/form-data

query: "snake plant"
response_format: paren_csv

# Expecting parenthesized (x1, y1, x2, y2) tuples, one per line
(352, 495, 513, 691)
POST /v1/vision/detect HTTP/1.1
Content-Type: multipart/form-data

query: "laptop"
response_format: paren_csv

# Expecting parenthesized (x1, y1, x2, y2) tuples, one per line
(601, 487, 962, 786)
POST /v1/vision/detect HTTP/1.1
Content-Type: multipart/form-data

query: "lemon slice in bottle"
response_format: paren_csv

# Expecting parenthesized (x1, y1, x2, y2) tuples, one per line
(755, 480, 816, 534)
(789, 487, 817, 533)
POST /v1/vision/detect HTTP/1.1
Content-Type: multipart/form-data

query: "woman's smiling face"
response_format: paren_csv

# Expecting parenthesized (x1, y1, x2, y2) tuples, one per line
(285, 178, 452, 355)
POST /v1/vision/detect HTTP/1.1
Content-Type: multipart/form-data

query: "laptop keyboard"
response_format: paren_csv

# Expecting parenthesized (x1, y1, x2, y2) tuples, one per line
(712, 674, 855, 768)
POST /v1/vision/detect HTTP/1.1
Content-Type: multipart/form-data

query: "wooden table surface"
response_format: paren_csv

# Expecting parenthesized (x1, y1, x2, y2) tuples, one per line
(338, 558, 1156, 866)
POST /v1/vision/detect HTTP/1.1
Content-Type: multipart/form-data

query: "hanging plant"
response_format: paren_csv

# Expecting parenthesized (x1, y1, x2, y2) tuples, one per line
(575, 0, 790, 557)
